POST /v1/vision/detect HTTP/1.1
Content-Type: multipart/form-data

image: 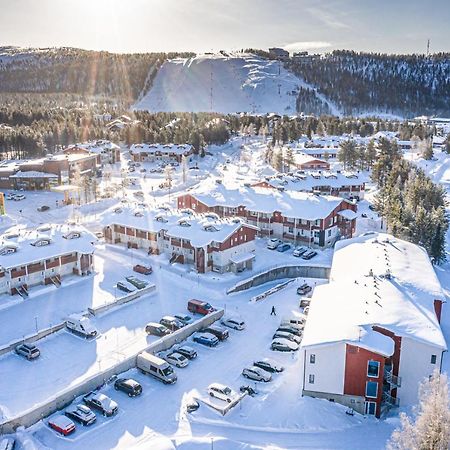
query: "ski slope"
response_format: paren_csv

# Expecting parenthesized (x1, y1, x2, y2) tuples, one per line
(134, 53, 339, 115)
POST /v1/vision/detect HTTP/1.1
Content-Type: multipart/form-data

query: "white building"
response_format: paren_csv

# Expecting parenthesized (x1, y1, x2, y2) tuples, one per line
(301, 232, 447, 417)
(129, 143, 194, 163)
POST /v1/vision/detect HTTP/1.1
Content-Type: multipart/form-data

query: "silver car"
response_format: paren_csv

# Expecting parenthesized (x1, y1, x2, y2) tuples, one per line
(15, 343, 40, 360)
(242, 366, 272, 382)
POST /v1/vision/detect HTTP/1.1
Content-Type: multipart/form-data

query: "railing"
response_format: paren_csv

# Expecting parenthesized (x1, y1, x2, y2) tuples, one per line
(384, 368, 402, 388)
(382, 391, 400, 407)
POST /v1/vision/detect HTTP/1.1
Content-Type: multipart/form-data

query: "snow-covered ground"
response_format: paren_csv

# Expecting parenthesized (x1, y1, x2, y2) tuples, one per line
(134, 53, 339, 115)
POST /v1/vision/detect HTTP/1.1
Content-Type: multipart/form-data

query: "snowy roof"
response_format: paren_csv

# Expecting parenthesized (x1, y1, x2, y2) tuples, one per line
(129, 143, 193, 155)
(262, 171, 367, 191)
(0, 224, 96, 269)
(301, 233, 447, 354)
(190, 179, 345, 220)
(10, 171, 58, 179)
(65, 140, 120, 154)
(293, 153, 328, 166)
(101, 205, 256, 247)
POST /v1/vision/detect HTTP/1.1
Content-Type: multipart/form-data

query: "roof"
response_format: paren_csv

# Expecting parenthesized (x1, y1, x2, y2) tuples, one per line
(64, 140, 120, 155)
(230, 252, 255, 264)
(294, 153, 328, 166)
(10, 171, 58, 179)
(130, 143, 193, 155)
(301, 233, 447, 354)
(337, 209, 358, 220)
(101, 205, 257, 248)
(0, 224, 96, 270)
(190, 179, 345, 220)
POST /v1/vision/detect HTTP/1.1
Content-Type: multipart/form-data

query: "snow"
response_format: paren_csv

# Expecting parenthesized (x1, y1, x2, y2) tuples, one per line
(10, 171, 58, 179)
(134, 53, 340, 115)
(302, 233, 447, 353)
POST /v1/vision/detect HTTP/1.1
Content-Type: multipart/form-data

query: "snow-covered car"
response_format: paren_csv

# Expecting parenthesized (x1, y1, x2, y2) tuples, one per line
(221, 318, 245, 330)
(66, 316, 98, 338)
(83, 392, 118, 417)
(48, 415, 76, 435)
(165, 352, 189, 368)
(125, 276, 148, 289)
(116, 281, 136, 293)
(267, 238, 283, 250)
(302, 250, 317, 260)
(253, 359, 284, 373)
(175, 345, 197, 359)
(65, 404, 96, 426)
(207, 383, 238, 403)
(277, 325, 303, 336)
(15, 343, 40, 360)
(160, 315, 185, 331)
(193, 332, 219, 347)
(203, 325, 229, 341)
(242, 366, 272, 382)
(273, 331, 302, 345)
(276, 243, 291, 252)
(133, 264, 152, 275)
(174, 313, 193, 325)
(271, 338, 299, 352)
(6, 193, 15, 200)
(114, 378, 142, 397)
(293, 246, 308, 257)
(297, 283, 312, 295)
(13, 194, 25, 201)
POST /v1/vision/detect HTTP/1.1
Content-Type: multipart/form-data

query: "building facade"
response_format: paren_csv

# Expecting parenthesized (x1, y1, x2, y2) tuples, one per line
(129, 143, 194, 163)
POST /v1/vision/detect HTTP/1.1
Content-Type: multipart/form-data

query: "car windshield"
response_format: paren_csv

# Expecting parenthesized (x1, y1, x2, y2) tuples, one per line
(162, 366, 173, 376)
(204, 303, 212, 309)
(223, 387, 231, 394)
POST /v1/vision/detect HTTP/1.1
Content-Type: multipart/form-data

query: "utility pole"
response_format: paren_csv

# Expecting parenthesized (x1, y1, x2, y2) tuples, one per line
(426, 39, 430, 56)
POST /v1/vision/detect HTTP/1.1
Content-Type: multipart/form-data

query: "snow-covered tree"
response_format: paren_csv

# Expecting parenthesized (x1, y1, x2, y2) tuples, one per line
(388, 371, 450, 450)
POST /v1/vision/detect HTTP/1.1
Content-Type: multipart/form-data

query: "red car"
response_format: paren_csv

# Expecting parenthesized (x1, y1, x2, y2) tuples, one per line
(187, 299, 216, 315)
(48, 415, 76, 436)
(133, 264, 152, 275)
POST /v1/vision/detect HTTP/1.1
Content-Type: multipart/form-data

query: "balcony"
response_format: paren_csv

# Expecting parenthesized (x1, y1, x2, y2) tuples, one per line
(382, 391, 400, 408)
(384, 368, 402, 388)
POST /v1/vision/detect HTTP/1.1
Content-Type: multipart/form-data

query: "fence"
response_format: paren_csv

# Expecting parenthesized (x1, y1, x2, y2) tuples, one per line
(88, 284, 157, 316)
(250, 279, 295, 302)
(227, 264, 331, 294)
(0, 309, 224, 434)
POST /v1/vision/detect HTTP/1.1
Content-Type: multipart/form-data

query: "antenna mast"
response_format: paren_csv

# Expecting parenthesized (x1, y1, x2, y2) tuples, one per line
(427, 39, 430, 56)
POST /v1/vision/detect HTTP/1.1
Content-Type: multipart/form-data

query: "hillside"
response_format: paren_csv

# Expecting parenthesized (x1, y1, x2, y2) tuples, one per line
(134, 53, 339, 114)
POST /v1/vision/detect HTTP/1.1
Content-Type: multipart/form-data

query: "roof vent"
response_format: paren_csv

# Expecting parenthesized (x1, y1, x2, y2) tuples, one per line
(155, 215, 168, 223)
(178, 219, 191, 227)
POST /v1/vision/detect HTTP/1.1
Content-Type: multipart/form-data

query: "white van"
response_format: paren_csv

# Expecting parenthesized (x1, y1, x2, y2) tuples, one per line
(280, 316, 306, 330)
(137, 352, 177, 384)
(66, 315, 98, 338)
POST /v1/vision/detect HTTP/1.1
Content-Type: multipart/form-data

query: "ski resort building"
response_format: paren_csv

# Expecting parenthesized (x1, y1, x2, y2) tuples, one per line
(63, 140, 121, 165)
(102, 207, 258, 273)
(301, 233, 447, 417)
(0, 224, 96, 297)
(254, 171, 366, 200)
(293, 153, 330, 171)
(177, 181, 357, 247)
(129, 143, 194, 163)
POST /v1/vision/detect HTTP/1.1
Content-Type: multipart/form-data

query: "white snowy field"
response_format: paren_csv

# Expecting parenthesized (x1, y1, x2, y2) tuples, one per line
(134, 53, 340, 115)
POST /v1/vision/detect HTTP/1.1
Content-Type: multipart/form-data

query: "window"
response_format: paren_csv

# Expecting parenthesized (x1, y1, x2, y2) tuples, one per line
(431, 354, 437, 364)
(328, 229, 332, 237)
(310, 354, 316, 364)
(367, 360, 380, 378)
(309, 374, 315, 384)
(365, 381, 378, 398)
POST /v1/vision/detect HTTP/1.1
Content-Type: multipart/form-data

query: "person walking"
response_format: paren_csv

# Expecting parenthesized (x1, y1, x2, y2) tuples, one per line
(270, 305, 276, 316)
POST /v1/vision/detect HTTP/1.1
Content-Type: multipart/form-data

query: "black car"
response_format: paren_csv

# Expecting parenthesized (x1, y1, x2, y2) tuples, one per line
(176, 345, 198, 360)
(368, 204, 376, 211)
(277, 325, 302, 337)
(65, 404, 96, 426)
(253, 359, 284, 373)
(37, 205, 50, 212)
(114, 378, 142, 397)
(116, 281, 135, 293)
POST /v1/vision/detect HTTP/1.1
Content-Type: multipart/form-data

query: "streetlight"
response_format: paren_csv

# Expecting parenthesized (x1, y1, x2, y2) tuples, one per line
(34, 316, 38, 333)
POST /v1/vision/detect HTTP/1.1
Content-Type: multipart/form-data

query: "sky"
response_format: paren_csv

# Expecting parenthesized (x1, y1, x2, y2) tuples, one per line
(0, 0, 449, 55)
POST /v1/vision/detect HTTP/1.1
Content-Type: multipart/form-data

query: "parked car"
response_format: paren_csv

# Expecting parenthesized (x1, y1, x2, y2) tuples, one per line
(300, 299, 310, 308)
(368, 204, 376, 211)
(15, 343, 40, 360)
(175, 345, 197, 359)
(13, 194, 25, 201)
(137, 352, 177, 384)
(302, 250, 317, 260)
(165, 352, 189, 368)
(242, 366, 272, 382)
(48, 415, 76, 436)
(160, 315, 184, 331)
(280, 316, 306, 329)
(203, 325, 229, 341)
(114, 378, 143, 397)
(186, 400, 200, 413)
(174, 313, 193, 326)
(297, 283, 312, 295)
(304, 306, 310, 315)
(145, 322, 171, 337)
(116, 281, 136, 293)
(95, 231, 104, 239)
(277, 325, 303, 336)
(187, 299, 216, 315)
(253, 359, 284, 373)
(221, 318, 245, 330)
(125, 276, 148, 289)
(193, 332, 219, 347)
(6, 193, 15, 200)
(293, 246, 308, 257)
(267, 238, 283, 250)
(273, 331, 302, 345)
(277, 243, 291, 252)
(83, 392, 118, 417)
(133, 264, 152, 275)
(65, 404, 96, 426)
(207, 383, 238, 403)
(271, 338, 299, 352)
(66, 316, 98, 339)
(37, 205, 50, 212)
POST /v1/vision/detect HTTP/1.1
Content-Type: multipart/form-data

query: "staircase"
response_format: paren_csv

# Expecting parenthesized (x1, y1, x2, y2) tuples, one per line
(17, 285, 29, 298)
(50, 276, 61, 288)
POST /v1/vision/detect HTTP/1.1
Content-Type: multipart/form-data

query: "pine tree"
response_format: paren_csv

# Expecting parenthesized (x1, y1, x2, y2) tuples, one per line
(422, 139, 434, 160)
(284, 147, 295, 171)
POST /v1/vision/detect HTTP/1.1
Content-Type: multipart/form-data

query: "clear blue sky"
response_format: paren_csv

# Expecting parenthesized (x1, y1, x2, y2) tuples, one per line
(0, 0, 449, 54)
